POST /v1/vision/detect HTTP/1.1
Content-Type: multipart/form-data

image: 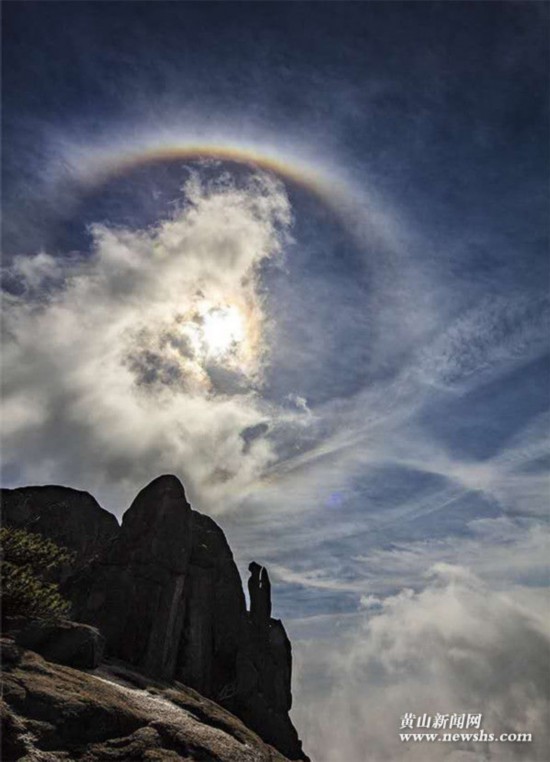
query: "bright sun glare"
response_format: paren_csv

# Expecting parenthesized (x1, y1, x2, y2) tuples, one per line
(201, 305, 245, 359)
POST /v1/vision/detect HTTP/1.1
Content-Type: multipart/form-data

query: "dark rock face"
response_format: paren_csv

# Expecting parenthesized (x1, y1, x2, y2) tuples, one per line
(249, 561, 272, 626)
(176, 510, 247, 702)
(236, 567, 300, 759)
(2, 475, 308, 760)
(71, 475, 193, 679)
(0, 485, 119, 570)
(5, 619, 105, 670)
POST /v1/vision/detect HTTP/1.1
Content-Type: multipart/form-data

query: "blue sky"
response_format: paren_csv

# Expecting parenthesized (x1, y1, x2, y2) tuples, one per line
(2, 3, 549, 760)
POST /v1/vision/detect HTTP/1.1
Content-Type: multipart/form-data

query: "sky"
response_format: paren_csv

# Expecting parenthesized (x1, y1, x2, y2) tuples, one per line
(2, 3, 549, 760)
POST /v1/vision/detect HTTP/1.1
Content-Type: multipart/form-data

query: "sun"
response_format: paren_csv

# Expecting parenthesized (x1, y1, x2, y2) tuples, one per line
(201, 305, 246, 359)
(166, 297, 262, 390)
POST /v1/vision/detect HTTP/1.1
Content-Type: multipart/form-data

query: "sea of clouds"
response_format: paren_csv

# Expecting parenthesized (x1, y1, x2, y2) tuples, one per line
(292, 565, 550, 761)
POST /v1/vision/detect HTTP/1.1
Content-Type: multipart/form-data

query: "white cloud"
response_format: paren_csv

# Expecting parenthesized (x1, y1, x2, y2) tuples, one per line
(1, 172, 301, 513)
(3, 157, 548, 762)
(271, 563, 368, 594)
(292, 566, 550, 761)
(415, 295, 550, 392)
(351, 518, 549, 596)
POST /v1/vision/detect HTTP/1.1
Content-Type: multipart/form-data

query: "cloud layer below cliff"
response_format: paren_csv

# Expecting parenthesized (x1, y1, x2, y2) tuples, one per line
(292, 565, 550, 761)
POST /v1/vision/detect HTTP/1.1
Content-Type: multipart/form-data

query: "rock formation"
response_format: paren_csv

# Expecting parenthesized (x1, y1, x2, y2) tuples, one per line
(2, 639, 290, 761)
(2, 485, 118, 583)
(7, 619, 104, 670)
(0, 475, 308, 761)
(2, 485, 119, 566)
(249, 561, 272, 626)
(70, 475, 195, 681)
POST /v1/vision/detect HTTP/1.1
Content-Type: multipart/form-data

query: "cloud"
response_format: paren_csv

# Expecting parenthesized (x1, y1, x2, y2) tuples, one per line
(350, 518, 550, 595)
(3, 8, 548, 761)
(1, 171, 302, 513)
(415, 295, 550, 392)
(292, 566, 550, 761)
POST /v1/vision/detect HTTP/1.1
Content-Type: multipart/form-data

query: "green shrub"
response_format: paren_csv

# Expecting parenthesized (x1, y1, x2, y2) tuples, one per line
(1, 526, 74, 623)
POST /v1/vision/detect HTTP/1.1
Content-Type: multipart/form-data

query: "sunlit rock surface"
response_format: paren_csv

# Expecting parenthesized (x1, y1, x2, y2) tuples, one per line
(1, 640, 290, 761)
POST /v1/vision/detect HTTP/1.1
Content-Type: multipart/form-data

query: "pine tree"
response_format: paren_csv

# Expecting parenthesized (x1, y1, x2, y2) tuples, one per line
(1, 526, 75, 624)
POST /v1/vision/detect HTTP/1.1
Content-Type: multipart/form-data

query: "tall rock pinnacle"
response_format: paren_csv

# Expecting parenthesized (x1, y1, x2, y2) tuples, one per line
(1, 476, 308, 760)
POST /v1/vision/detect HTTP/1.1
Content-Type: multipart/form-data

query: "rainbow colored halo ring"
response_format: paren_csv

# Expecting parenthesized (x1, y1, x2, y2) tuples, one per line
(67, 139, 354, 217)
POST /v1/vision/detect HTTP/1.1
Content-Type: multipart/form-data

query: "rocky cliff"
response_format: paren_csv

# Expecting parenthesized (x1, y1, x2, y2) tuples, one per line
(1, 476, 307, 761)
(2, 638, 290, 761)
(2, 484, 119, 570)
